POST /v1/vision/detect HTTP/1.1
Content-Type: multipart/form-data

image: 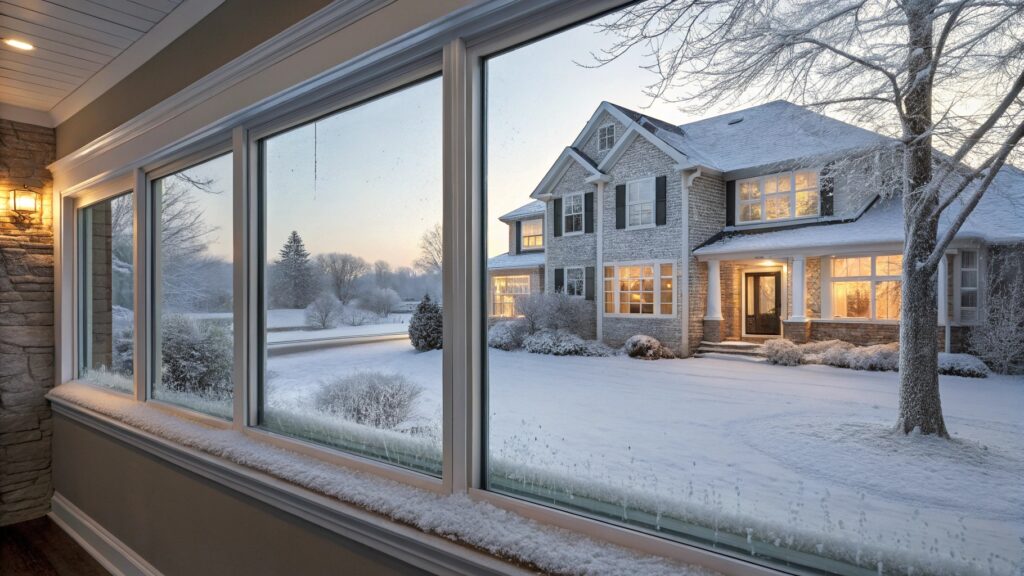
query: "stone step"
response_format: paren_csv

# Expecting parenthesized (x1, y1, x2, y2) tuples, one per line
(698, 340, 763, 350)
(695, 345, 765, 357)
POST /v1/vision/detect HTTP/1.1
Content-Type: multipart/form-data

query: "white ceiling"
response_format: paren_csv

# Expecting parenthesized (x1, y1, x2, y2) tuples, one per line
(0, 0, 222, 126)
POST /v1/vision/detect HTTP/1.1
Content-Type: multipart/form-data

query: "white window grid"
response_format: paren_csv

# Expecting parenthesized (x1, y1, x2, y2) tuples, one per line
(736, 170, 820, 224)
(564, 266, 585, 297)
(625, 177, 654, 228)
(492, 275, 530, 317)
(958, 250, 979, 323)
(597, 123, 615, 151)
(520, 218, 543, 249)
(828, 254, 902, 321)
(563, 192, 584, 234)
(603, 262, 674, 316)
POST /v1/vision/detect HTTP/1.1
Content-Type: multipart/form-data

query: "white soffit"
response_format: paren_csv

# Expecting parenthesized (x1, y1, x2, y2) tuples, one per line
(0, 0, 224, 127)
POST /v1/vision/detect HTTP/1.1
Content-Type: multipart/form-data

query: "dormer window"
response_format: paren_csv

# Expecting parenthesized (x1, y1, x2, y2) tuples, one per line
(520, 218, 543, 249)
(598, 124, 615, 151)
(737, 170, 819, 224)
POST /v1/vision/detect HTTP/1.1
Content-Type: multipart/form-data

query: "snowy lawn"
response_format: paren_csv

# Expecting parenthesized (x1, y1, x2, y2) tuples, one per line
(266, 342, 1023, 575)
(187, 309, 412, 343)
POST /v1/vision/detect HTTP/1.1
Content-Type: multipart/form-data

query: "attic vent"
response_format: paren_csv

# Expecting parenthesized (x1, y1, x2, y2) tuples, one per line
(727, 117, 744, 125)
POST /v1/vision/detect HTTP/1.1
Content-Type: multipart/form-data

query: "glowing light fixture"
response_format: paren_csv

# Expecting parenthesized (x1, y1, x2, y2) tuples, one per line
(2, 38, 34, 51)
(9, 188, 40, 223)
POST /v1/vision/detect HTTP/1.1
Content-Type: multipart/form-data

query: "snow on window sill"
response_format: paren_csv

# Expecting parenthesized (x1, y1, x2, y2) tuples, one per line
(46, 382, 707, 576)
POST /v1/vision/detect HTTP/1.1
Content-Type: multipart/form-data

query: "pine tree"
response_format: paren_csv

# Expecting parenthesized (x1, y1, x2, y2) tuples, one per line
(276, 231, 317, 308)
(408, 294, 442, 351)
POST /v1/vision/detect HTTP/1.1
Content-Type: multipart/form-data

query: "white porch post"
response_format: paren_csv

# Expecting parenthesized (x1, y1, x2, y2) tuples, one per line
(790, 256, 806, 321)
(938, 253, 950, 352)
(704, 259, 723, 320)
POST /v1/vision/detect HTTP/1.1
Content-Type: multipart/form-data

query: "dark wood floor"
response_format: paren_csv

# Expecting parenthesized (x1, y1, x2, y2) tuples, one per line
(0, 516, 109, 576)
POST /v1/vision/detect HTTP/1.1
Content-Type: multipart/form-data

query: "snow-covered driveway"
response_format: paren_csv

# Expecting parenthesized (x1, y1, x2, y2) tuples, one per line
(266, 341, 1024, 575)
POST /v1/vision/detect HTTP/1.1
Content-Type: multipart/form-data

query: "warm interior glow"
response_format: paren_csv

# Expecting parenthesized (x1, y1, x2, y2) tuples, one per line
(11, 189, 39, 213)
(2, 38, 34, 51)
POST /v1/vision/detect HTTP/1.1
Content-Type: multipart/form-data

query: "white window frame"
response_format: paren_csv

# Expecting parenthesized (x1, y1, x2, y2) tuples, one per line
(602, 261, 675, 317)
(563, 192, 584, 235)
(825, 254, 902, 322)
(491, 274, 531, 317)
(736, 170, 820, 225)
(520, 218, 543, 250)
(597, 123, 615, 151)
(625, 176, 655, 229)
(564, 266, 585, 298)
(955, 249, 980, 324)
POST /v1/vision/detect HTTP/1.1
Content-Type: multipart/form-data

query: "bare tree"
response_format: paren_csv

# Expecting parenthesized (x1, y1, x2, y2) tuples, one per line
(970, 250, 1024, 374)
(317, 253, 369, 304)
(593, 0, 1024, 437)
(374, 260, 392, 288)
(414, 223, 443, 275)
(305, 294, 342, 330)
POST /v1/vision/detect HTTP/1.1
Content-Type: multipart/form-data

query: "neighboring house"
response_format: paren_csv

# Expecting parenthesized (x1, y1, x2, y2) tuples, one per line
(488, 100, 1024, 356)
(488, 201, 546, 318)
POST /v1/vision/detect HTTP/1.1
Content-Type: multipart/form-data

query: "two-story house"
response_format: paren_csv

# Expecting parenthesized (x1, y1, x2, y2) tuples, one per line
(488, 100, 1024, 356)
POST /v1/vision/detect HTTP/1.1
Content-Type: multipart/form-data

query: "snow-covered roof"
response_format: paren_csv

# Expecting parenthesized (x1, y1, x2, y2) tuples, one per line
(488, 251, 545, 270)
(499, 200, 545, 222)
(694, 165, 1024, 257)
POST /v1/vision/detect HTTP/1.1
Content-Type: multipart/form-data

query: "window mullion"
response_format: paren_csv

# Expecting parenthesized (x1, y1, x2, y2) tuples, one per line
(232, 125, 248, 429)
(133, 168, 149, 403)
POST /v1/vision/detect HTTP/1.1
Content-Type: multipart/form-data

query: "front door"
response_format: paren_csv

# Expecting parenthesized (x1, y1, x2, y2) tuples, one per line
(744, 271, 781, 335)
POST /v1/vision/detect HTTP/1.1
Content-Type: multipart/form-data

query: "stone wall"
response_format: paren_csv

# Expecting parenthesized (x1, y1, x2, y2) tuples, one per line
(0, 119, 55, 526)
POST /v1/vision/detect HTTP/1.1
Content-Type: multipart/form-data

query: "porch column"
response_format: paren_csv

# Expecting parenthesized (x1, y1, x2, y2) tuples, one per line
(705, 259, 723, 320)
(937, 253, 950, 352)
(790, 256, 806, 321)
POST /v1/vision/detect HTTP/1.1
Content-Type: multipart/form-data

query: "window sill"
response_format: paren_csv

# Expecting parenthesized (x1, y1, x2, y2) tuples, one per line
(624, 223, 657, 231)
(46, 382, 708, 576)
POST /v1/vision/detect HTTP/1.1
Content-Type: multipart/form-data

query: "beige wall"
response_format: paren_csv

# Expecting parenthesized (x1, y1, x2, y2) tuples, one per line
(53, 414, 428, 576)
(55, 0, 334, 158)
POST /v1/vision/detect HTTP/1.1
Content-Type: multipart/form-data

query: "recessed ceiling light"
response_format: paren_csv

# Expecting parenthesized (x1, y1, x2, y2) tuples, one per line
(3, 38, 34, 51)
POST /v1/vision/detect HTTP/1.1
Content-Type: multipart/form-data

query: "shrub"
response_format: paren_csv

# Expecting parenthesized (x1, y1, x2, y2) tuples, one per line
(305, 294, 342, 329)
(840, 342, 900, 371)
(763, 338, 801, 366)
(624, 335, 675, 360)
(514, 293, 591, 338)
(340, 307, 375, 326)
(938, 353, 991, 378)
(522, 329, 615, 356)
(969, 274, 1024, 374)
(409, 294, 442, 351)
(359, 286, 401, 317)
(487, 320, 527, 351)
(112, 327, 134, 375)
(516, 293, 548, 335)
(159, 315, 233, 398)
(315, 371, 421, 430)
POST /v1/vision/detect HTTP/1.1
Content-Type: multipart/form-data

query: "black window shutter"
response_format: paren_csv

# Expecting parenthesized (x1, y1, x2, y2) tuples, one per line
(615, 185, 626, 229)
(553, 199, 563, 237)
(655, 175, 667, 225)
(554, 268, 564, 293)
(515, 220, 522, 254)
(820, 165, 835, 216)
(584, 192, 594, 233)
(585, 267, 595, 300)
(726, 180, 736, 226)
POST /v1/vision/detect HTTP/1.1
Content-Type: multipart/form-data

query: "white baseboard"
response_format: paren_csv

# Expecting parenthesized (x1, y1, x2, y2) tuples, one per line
(49, 492, 163, 576)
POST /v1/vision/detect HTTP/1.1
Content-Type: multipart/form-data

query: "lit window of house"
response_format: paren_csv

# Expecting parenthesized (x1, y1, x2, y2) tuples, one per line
(597, 124, 615, 151)
(626, 177, 655, 228)
(603, 263, 673, 315)
(564, 193, 584, 234)
(520, 218, 543, 249)
(831, 255, 902, 320)
(959, 250, 979, 323)
(737, 170, 819, 224)
(492, 275, 530, 317)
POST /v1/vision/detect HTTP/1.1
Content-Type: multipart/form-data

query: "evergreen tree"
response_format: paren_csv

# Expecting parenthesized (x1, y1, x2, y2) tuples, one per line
(276, 231, 317, 308)
(408, 294, 442, 351)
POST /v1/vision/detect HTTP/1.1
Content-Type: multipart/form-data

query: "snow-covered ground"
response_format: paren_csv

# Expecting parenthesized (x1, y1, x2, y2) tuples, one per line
(266, 341, 1024, 575)
(187, 308, 411, 343)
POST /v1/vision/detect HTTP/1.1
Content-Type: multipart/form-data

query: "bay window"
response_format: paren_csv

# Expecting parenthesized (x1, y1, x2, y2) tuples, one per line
(492, 275, 530, 317)
(737, 170, 819, 224)
(830, 254, 902, 320)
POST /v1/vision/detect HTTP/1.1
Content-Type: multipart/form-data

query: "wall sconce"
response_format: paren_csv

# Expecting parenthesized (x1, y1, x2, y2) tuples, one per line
(8, 187, 40, 223)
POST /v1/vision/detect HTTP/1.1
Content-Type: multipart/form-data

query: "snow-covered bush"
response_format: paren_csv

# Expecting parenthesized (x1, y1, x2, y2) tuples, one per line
(112, 327, 134, 375)
(624, 335, 675, 360)
(763, 338, 801, 365)
(339, 307, 374, 326)
(408, 294, 442, 351)
(938, 353, 991, 378)
(159, 315, 233, 398)
(359, 286, 401, 318)
(315, 371, 421, 430)
(522, 329, 615, 357)
(487, 320, 527, 351)
(516, 293, 548, 335)
(514, 293, 590, 337)
(970, 268, 1024, 373)
(305, 294, 342, 329)
(824, 342, 899, 371)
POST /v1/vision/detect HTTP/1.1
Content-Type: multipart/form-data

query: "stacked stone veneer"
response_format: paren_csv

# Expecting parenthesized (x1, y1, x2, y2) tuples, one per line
(0, 119, 55, 526)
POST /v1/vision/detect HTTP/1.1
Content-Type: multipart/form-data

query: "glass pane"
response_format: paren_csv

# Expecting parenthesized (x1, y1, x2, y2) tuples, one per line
(961, 290, 978, 308)
(775, 173, 791, 192)
(151, 154, 234, 418)
(766, 195, 791, 219)
(833, 256, 871, 277)
(739, 180, 760, 200)
(740, 202, 762, 222)
(796, 190, 819, 217)
(795, 170, 817, 190)
(832, 281, 871, 318)
(877, 254, 903, 276)
(79, 193, 134, 393)
(875, 280, 901, 320)
(961, 269, 978, 289)
(961, 250, 977, 269)
(261, 78, 443, 476)
(758, 277, 777, 314)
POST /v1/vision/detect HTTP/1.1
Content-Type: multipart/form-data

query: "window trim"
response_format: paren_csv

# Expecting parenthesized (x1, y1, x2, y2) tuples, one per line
(519, 218, 544, 251)
(597, 123, 615, 151)
(624, 176, 656, 230)
(562, 192, 585, 236)
(735, 169, 821, 225)
(602, 260, 676, 318)
(824, 254, 902, 322)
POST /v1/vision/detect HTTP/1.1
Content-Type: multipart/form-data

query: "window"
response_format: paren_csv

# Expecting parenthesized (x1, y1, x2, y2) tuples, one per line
(564, 267, 584, 297)
(602, 263, 673, 315)
(259, 77, 443, 476)
(597, 124, 615, 151)
(520, 218, 543, 249)
(959, 250, 979, 322)
(150, 154, 234, 418)
(563, 193, 583, 234)
(492, 275, 530, 317)
(626, 177, 655, 228)
(737, 170, 819, 224)
(78, 193, 134, 393)
(830, 255, 902, 320)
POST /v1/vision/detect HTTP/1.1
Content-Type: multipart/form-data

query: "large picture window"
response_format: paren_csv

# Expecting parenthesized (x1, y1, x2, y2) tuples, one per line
(603, 263, 673, 315)
(491, 275, 530, 317)
(831, 254, 902, 320)
(150, 154, 234, 418)
(78, 193, 134, 393)
(737, 170, 819, 224)
(259, 78, 443, 476)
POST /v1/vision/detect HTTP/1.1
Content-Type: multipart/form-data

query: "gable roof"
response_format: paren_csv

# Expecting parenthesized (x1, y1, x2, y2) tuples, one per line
(499, 200, 545, 222)
(529, 147, 603, 199)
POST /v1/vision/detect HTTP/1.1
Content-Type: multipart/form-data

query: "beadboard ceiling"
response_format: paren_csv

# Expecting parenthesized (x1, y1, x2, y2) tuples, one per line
(0, 0, 222, 126)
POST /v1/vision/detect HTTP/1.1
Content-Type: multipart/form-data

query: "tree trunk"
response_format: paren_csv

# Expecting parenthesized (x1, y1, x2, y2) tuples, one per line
(897, 0, 948, 437)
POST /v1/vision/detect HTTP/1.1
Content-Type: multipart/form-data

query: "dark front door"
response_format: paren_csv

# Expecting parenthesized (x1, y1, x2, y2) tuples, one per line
(745, 271, 782, 335)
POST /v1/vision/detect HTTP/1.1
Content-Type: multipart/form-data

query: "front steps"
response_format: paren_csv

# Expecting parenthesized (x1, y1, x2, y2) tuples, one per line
(694, 340, 765, 358)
